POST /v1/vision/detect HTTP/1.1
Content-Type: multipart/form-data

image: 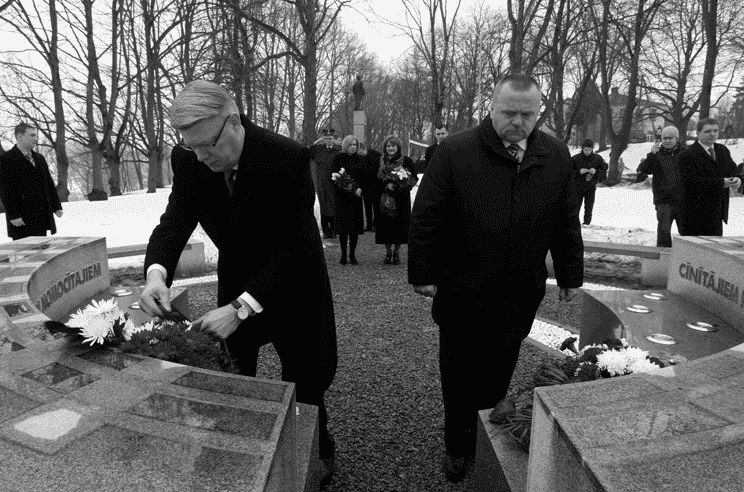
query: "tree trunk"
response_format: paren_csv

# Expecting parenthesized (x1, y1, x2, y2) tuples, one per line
(699, 0, 718, 119)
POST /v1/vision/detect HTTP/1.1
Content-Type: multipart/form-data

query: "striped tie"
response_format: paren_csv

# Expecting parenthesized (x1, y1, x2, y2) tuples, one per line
(708, 146, 716, 161)
(507, 144, 520, 161)
(224, 169, 237, 196)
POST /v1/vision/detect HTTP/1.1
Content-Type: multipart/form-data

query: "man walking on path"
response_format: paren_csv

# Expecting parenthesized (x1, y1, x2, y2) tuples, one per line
(571, 138, 607, 226)
(0, 123, 63, 240)
(678, 118, 740, 236)
(409, 74, 583, 482)
(637, 126, 684, 247)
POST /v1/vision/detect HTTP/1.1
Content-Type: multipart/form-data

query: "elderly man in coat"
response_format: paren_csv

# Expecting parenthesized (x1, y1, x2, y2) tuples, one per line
(678, 117, 741, 236)
(139, 80, 338, 484)
(409, 74, 584, 481)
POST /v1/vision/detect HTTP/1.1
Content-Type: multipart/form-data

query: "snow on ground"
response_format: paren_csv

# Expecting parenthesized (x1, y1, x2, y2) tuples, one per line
(1, 141, 742, 270)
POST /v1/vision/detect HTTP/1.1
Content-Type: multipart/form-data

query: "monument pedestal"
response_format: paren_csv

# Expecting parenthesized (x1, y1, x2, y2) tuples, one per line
(353, 110, 366, 144)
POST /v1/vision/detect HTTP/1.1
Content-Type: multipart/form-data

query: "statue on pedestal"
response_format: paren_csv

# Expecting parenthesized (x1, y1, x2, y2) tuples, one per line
(352, 75, 365, 111)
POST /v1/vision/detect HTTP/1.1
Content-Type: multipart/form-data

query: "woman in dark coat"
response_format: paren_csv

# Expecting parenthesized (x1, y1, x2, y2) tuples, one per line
(331, 135, 365, 264)
(375, 135, 418, 265)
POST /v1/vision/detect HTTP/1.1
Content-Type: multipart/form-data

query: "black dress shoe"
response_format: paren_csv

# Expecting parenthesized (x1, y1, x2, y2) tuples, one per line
(320, 437, 336, 486)
(384, 253, 392, 265)
(392, 252, 400, 265)
(340, 256, 347, 265)
(442, 453, 467, 482)
(349, 256, 358, 265)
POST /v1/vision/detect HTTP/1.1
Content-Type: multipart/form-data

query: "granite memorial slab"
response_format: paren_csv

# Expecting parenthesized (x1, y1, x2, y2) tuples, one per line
(0, 236, 319, 491)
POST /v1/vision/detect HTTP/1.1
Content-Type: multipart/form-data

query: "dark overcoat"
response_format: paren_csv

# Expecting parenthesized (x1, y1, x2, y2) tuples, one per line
(145, 116, 337, 389)
(331, 152, 365, 235)
(310, 144, 340, 216)
(375, 155, 416, 245)
(0, 145, 62, 240)
(409, 116, 584, 319)
(678, 141, 738, 236)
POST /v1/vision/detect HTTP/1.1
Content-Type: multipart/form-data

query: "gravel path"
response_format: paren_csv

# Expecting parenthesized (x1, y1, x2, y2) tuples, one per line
(157, 233, 635, 491)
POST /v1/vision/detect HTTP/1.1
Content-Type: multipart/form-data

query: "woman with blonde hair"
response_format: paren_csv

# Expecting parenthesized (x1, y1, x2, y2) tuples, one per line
(330, 135, 365, 264)
(375, 135, 418, 264)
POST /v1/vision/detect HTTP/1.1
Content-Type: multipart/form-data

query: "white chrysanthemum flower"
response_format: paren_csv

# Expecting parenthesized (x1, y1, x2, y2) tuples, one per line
(80, 317, 112, 345)
(122, 318, 137, 341)
(596, 350, 629, 376)
(624, 347, 649, 364)
(620, 338, 629, 348)
(628, 358, 661, 374)
(67, 308, 93, 328)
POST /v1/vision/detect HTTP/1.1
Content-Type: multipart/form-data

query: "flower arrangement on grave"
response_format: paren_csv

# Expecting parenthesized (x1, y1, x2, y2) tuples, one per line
(44, 298, 236, 372)
(496, 337, 667, 451)
(331, 167, 357, 194)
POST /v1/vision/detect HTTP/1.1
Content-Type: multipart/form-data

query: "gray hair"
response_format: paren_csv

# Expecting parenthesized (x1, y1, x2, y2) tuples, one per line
(341, 135, 358, 153)
(169, 80, 239, 130)
(661, 126, 679, 138)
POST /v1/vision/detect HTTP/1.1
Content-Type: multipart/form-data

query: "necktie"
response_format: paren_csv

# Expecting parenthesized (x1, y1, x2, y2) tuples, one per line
(507, 144, 521, 162)
(224, 169, 237, 196)
(708, 146, 716, 161)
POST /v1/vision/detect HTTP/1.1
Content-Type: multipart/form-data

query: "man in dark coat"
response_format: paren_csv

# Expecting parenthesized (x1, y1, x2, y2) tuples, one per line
(409, 74, 583, 481)
(636, 126, 684, 247)
(0, 123, 63, 240)
(139, 81, 338, 483)
(571, 138, 607, 225)
(422, 123, 448, 174)
(359, 142, 381, 231)
(678, 117, 740, 236)
(310, 129, 340, 238)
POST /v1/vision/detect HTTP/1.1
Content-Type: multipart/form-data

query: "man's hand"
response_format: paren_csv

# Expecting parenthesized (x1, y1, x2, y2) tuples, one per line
(54, 210, 63, 218)
(559, 288, 581, 302)
(193, 305, 245, 339)
(414, 284, 437, 298)
(355, 188, 362, 197)
(386, 183, 395, 191)
(139, 270, 170, 317)
(650, 142, 660, 154)
(579, 168, 589, 175)
(589, 168, 596, 175)
(725, 177, 742, 188)
(10, 218, 24, 227)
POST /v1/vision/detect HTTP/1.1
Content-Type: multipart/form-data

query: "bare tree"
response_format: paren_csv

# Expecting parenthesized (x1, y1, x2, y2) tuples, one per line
(506, 0, 555, 75)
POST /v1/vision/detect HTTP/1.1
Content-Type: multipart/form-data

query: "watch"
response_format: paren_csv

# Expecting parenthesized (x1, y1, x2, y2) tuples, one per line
(231, 299, 250, 320)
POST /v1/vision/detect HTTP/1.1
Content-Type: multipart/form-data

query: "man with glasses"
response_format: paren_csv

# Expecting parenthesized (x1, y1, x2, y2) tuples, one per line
(0, 123, 63, 240)
(139, 80, 338, 484)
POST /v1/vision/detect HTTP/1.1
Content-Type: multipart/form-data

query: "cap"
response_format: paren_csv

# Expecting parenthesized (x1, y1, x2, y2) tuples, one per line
(582, 138, 594, 149)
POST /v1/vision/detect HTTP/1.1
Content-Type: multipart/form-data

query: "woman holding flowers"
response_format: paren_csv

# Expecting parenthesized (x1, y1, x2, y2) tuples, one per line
(331, 135, 365, 265)
(375, 135, 418, 264)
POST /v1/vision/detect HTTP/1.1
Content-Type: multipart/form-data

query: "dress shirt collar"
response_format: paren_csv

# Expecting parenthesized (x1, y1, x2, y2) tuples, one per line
(502, 139, 527, 152)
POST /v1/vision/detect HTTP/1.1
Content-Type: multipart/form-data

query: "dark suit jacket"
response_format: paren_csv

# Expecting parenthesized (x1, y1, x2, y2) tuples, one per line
(0, 145, 62, 239)
(409, 116, 583, 324)
(678, 141, 738, 236)
(145, 116, 337, 384)
(422, 142, 438, 173)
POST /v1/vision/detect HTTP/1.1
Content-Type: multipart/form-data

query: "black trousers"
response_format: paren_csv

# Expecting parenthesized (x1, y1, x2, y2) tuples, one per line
(578, 185, 596, 224)
(231, 338, 336, 458)
(434, 283, 546, 457)
(320, 215, 335, 238)
(363, 193, 375, 229)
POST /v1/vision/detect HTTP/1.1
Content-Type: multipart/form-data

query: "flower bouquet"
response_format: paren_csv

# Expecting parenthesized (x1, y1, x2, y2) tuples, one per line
(380, 165, 418, 193)
(331, 167, 357, 194)
(44, 298, 237, 372)
(496, 337, 667, 451)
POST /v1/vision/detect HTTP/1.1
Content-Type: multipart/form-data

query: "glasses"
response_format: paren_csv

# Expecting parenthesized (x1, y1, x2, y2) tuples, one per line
(179, 115, 230, 152)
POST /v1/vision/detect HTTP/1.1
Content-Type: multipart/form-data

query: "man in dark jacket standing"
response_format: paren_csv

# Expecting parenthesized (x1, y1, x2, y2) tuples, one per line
(359, 142, 381, 231)
(678, 117, 740, 236)
(422, 123, 448, 173)
(0, 123, 63, 240)
(310, 129, 341, 239)
(571, 138, 607, 225)
(409, 74, 583, 481)
(138, 81, 338, 484)
(636, 126, 684, 247)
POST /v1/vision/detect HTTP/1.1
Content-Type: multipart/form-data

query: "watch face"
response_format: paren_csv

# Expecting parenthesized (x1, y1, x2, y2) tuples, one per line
(237, 306, 249, 320)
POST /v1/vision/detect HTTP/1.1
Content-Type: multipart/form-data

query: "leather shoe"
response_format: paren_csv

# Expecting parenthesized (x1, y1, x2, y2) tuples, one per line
(319, 438, 336, 486)
(442, 453, 467, 482)
(488, 398, 516, 425)
(340, 256, 347, 265)
(349, 256, 358, 265)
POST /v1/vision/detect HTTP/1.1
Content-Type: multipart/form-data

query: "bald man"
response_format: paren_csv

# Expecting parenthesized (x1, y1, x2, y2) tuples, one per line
(636, 126, 685, 247)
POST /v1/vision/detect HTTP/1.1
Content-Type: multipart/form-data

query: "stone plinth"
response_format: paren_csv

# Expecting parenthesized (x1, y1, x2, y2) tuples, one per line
(0, 237, 317, 492)
(353, 110, 366, 144)
(668, 236, 744, 335)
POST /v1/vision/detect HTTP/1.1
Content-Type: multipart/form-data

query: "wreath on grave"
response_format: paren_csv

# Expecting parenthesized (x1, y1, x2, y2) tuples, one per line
(494, 337, 669, 451)
(44, 298, 238, 373)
